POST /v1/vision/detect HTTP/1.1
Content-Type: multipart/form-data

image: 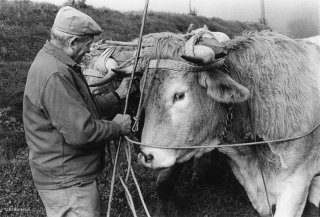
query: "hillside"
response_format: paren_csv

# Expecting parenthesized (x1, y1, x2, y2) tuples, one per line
(0, 0, 268, 62)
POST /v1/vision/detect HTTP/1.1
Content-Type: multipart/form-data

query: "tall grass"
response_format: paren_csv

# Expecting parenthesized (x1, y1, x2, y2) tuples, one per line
(0, 61, 29, 162)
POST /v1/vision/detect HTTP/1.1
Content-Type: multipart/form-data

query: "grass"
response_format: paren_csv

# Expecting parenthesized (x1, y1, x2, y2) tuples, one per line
(0, 61, 28, 164)
(0, 61, 29, 109)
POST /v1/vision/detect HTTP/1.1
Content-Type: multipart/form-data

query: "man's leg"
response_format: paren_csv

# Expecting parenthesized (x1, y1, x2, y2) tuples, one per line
(38, 179, 101, 217)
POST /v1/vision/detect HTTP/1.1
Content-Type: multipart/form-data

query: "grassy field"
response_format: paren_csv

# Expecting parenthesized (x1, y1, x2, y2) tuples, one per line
(0, 0, 269, 216)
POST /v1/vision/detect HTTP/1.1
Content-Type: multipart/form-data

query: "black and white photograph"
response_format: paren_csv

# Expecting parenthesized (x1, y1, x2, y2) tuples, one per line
(0, 0, 319, 216)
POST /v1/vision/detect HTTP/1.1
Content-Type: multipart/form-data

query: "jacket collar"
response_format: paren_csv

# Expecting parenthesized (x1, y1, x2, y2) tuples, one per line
(42, 41, 79, 69)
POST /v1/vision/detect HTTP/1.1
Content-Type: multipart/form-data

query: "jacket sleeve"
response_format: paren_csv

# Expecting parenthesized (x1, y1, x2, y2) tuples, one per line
(41, 72, 121, 148)
(95, 92, 122, 120)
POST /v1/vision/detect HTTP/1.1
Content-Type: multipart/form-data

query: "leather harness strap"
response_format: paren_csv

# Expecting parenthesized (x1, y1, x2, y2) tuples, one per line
(149, 59, 214, 72)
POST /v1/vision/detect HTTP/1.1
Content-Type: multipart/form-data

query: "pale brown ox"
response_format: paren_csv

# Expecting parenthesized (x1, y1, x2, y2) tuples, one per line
(135, 31, 320, 217)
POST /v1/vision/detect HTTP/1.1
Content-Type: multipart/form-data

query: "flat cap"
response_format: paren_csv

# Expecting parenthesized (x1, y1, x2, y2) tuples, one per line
(53, 6, 102, 36)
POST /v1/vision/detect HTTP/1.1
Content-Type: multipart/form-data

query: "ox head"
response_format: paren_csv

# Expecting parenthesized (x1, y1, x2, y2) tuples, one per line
(129, 34, 251, 169)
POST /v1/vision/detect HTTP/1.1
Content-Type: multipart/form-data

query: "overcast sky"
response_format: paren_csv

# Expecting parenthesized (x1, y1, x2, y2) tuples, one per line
(30, 0, 319, 36)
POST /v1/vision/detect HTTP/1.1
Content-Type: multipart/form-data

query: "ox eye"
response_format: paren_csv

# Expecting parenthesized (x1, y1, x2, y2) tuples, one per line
(173, 92, 185, 102)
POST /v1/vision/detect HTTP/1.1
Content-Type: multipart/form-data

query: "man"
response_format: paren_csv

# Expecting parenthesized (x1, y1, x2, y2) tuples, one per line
(23, 6, 132, 217)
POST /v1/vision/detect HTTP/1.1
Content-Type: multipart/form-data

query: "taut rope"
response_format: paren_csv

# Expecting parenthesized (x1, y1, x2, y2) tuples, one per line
(106, 0, 151, 217)
(124, 121, 320, 149)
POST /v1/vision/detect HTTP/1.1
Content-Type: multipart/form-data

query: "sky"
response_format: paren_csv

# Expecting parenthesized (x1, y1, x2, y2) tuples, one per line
(30, 0, 319, 36)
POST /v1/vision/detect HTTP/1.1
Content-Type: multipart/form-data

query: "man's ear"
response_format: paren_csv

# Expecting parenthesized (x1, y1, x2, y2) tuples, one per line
(198, 69, 250, 103)
(69, 37, 78, 49)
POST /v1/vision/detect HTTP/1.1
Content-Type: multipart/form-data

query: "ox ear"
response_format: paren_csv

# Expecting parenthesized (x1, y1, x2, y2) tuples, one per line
(199, 70, 250, 103)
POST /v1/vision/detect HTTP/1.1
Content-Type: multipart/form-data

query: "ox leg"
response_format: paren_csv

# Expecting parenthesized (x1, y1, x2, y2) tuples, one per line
(274, 175, 310, 217)
(303, 176, 320, 217)
(156, 163, 184, 216)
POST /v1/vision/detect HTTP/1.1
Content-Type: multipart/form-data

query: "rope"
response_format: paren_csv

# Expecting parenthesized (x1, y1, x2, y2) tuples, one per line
(118, 171, 138, 217)
(124, 0, 149, 114)
(124, 139, 151, 217)
(132, 58, 161, 133)
(125, 141, 132, 183)
(107, 139, 139, 217)
(106, 0, 151, 217)
(258, 158, 274, 217)
(239, 70, 274, 217)
(106, 140, 121, 217)
(130, 167, 152, 217)
(118, 56, 135, 69)
(132, 64, 149, 132)
(122, 0, 152, 216)
(125, 119, 320, 149)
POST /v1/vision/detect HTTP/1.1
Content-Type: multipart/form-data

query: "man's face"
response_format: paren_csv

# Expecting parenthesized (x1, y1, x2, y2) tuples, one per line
(73, 37, 94, 63)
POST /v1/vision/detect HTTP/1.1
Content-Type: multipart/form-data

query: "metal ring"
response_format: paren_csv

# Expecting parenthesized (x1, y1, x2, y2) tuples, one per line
(138, 150, 153, 163)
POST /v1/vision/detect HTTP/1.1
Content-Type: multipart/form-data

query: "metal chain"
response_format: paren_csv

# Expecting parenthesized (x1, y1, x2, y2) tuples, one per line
(220, 104, 234, 143)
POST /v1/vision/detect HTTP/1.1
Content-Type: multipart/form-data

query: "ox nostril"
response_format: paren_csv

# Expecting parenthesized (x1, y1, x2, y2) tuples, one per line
(145, 154, 153, 163)
(139, 150, 154, 163)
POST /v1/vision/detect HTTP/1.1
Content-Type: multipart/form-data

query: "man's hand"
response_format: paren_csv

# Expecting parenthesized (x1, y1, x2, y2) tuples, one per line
(112, 114, 132, 135)
(115, 77, 136, 99)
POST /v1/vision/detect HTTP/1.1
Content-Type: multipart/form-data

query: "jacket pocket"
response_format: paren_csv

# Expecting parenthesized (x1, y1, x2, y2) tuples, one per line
(38, 188, 70, 207)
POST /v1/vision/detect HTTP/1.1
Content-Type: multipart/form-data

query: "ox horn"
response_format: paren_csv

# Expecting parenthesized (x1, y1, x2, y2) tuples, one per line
(117, 56, 135, 68)
(88, 58, 118, 87)
(88, 72, 116, 87)
(186, 23, 194, 34)
(88, 67, 133, 87)
(181, 55, 226, 68)
(111, 65, 133, 76)
(182, 44, 216, 65)
(88, 57, 137, 87)
(182, 41, 227, 66)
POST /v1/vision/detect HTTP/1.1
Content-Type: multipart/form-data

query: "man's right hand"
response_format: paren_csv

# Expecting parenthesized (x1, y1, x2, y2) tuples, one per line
(112, 114, 132, 135)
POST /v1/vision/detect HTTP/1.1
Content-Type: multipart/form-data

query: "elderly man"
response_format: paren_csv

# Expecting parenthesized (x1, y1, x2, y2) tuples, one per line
(23, 6, 132, 217)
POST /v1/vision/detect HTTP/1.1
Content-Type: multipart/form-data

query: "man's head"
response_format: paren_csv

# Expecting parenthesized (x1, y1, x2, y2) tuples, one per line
(50, 6, 102, 63)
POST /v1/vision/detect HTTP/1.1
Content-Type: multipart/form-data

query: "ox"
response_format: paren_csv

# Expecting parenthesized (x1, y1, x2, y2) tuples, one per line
(152, 27, 232, 210)
(133, 31, 320, 216)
